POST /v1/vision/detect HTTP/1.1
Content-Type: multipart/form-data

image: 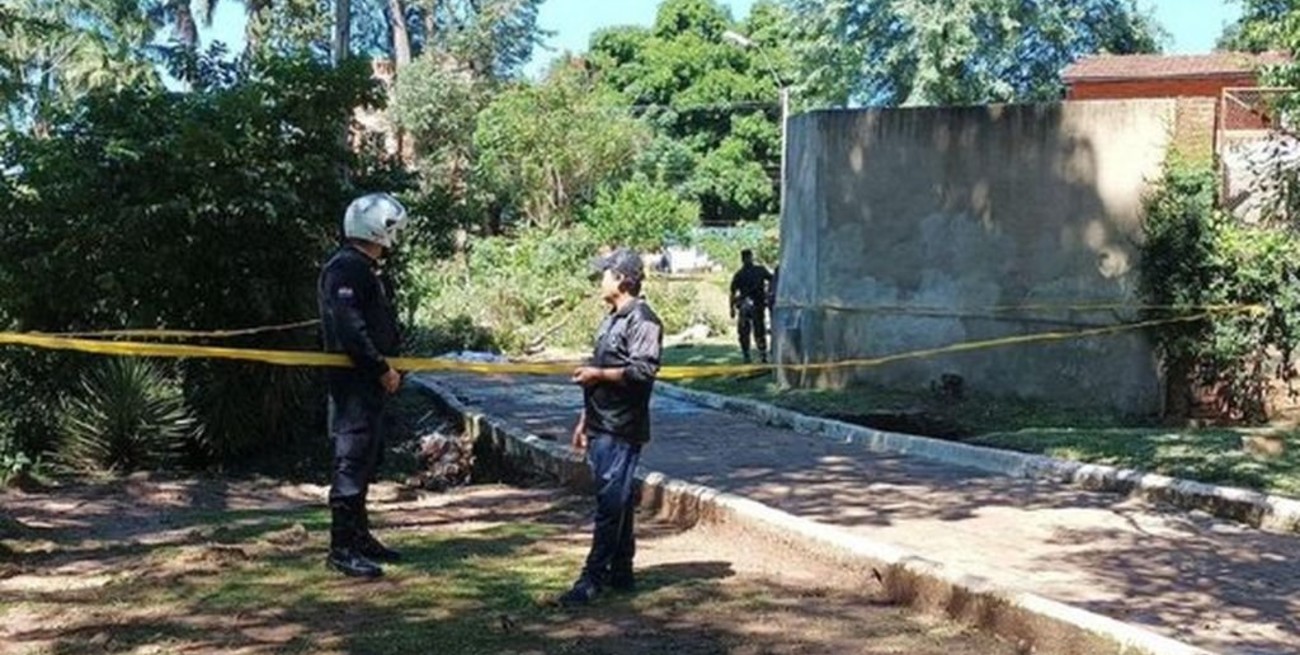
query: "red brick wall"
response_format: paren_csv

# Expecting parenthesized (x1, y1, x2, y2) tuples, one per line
(1066, 75, 1258, 101)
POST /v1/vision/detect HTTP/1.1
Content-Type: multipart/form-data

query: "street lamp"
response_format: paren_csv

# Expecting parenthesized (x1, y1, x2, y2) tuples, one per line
(723, 30, 789, 225)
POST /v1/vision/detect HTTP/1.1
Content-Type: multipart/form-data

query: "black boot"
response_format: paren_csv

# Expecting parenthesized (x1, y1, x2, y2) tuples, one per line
(558, 576, 600, 607)
(608, 567, 636, 593)
(327, 500, 383, 578)
(355, 505, 401, 563)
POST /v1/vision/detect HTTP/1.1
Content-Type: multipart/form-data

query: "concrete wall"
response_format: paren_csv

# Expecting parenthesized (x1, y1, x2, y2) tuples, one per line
(774, 101, 1178, 415)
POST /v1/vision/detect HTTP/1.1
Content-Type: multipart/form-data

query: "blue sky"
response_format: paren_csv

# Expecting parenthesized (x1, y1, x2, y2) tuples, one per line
(201, 0, 1246, 78)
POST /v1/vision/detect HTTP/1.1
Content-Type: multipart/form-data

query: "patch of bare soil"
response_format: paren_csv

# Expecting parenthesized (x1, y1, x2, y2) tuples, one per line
(1, 479, 1017, 654)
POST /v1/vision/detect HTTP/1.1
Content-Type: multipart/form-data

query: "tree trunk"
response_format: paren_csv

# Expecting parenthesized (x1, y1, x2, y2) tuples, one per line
(422, 0, 438, 48)
(389, 0, 413, 66)
(172, 0, 199, 49)
(334, 0, 352, 65)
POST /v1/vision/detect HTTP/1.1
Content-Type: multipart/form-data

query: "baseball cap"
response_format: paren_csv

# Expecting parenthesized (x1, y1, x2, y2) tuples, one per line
(590, 247, 645, 282)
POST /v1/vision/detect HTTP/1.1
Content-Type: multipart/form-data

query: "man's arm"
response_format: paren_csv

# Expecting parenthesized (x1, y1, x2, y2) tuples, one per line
(622, 318, 662, 385)
(572, 319, 662, 387)
(730, 272, 741, 317)
(571, 409, 588, 451)
(322, 262, 391, 381)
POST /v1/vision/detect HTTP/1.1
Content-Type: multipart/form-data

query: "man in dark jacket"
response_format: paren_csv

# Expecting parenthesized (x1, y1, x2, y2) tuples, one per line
(559, 247, 663, 607)
(318, 192, 408, 579)
(730, 249, 772, 363)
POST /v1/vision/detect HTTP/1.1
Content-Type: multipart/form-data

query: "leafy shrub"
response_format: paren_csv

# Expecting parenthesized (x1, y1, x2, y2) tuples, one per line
(695, 216, 780, 269)
(406, 225, 724, 355)
(57, 358, 194, 473)
(0, 53, 408, 467)
(582, 176, 699, 251)
(1140, 159, 1300, 420)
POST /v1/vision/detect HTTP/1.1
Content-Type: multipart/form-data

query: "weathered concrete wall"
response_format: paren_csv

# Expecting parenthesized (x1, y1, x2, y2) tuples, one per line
(775, 101, 1178, 415)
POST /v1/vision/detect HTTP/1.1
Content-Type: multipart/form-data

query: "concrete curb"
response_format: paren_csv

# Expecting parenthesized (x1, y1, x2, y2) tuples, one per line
(657, 383, 1300, 535)
(413, 375, 1216, 655)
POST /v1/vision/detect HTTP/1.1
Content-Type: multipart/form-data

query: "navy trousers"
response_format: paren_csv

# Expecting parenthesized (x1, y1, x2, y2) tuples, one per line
(580, 432, 642, 583)
(328, 388, 386, 504)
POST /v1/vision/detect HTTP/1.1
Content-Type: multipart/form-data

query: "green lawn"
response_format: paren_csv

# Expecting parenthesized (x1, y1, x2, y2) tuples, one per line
(662, 342, 1300, 498)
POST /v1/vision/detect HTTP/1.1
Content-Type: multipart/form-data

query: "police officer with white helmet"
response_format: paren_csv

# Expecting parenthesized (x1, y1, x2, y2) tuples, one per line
(317, 192, 407, 578)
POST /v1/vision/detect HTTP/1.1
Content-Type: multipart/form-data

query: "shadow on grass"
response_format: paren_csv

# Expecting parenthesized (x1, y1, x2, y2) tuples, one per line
(972, 428, 1300, 497)
(1, 484, 1012, 655)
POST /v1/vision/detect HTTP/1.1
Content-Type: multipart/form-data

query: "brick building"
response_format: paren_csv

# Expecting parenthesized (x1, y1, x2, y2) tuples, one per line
(1063, 52, 1286, 101)
(1062, 52, 1293, 165)
(1063, 52, 1288, 131)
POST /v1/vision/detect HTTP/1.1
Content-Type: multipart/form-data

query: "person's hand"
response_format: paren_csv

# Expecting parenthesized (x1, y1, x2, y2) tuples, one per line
(571, 421, 588, 452)
(380, 368, 402, 394)
(572, 366, 604, 387)
(729, 306, 736, 319)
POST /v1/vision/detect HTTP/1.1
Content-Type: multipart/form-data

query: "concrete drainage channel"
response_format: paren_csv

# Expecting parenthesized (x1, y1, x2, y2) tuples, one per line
(413, 377, 1214, 655)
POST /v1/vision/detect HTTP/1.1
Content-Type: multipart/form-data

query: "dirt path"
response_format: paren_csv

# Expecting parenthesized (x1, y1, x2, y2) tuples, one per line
(1, 478, 1018, 655)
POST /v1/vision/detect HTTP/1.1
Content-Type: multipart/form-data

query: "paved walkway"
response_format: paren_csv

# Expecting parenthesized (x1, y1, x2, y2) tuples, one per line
(423, 373, 1300, 655)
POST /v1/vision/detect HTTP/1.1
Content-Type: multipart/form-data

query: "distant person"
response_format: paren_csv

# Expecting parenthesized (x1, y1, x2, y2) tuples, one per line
(559, 248, 663, 607)
(730, 249, 772, 363)
(318, 192, 408, 579)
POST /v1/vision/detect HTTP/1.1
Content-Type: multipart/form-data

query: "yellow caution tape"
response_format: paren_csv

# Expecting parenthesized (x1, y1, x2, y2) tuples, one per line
(24, 303, 1264, 342)
(40, 319, 321, 340)
(776, 301, 1269, 317)
(0, 308, 1247, 380)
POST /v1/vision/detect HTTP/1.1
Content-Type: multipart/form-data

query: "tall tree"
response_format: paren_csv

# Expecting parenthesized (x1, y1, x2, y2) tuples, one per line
(334, 0, 352, 64)
(472, 61, 649, 230)
(2, 0, 160, 130)
(586, 0, 796, 224)
(788, 0, 1164, 107)
(408, 0, 545, 78)
(1219, 0, 1293, 53)
(389, 0, 413, 66)
(150, 0, 199, 48)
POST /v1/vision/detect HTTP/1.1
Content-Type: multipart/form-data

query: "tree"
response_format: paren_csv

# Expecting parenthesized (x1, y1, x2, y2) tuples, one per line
(0, 54, 399, 462)
(1219, 0, 1293, 53)
(149, 0, 200, 49)
(787, 0, 1164, 107)
(585, 0, 796, 224)
(388, 0, 412, 66)
(347, 0, 544, 78)
(472, 61, 649, 230)
(2, 0, 161, 130)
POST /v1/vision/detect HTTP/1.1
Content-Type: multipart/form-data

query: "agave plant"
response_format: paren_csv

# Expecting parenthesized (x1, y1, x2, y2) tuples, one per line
(57, 358, 195, 473)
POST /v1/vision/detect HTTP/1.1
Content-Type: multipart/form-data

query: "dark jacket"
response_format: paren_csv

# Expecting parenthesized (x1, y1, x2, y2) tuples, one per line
(318, 245, 401, 395)
(584, 298, 663, 444)
(731, 263, 772, 309)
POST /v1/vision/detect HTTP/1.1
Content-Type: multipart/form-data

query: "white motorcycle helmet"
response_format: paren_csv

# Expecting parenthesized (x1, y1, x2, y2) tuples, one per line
(343, 192, 408, 249)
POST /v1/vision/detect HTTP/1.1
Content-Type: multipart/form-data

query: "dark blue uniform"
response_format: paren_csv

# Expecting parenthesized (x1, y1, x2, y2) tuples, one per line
(731, 263, 772, 362)
(579, 298, 662, 589)
(317, 244, 400, 552)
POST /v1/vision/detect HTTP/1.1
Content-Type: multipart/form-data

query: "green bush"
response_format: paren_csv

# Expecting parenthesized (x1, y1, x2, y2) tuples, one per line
(581, 176, 699, 251)
(0, 53, 407, 467)
(406, 227, 598, 354)
(1140, 159, 1300, 420)
(405, 226, 721, 355)
(57, 358, 194, 474)
(695, 216, 780, 269)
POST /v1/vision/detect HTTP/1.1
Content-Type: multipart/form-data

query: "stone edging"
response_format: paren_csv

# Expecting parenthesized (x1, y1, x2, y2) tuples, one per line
(655, 383, 1300, 535)
(413, 375, 1216, 655)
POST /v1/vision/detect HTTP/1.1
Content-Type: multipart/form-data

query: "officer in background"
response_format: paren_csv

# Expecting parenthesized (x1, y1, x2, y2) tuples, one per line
(317, 192, 408, 579)
(560, 248, 663, 606)
(730, 249, 773, 363)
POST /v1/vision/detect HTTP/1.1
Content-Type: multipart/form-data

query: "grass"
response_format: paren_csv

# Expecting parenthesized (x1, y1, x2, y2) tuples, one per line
(662, 342, 1300, 498)
(2, 504, 586, 655)
(5, 487, 1009, 655)
(971, 428, 1300, 497)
